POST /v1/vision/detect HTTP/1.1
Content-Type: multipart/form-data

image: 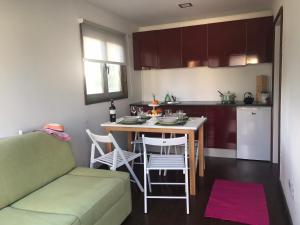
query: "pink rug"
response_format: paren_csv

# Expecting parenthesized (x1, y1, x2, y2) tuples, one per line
(204, 180, 269, 225)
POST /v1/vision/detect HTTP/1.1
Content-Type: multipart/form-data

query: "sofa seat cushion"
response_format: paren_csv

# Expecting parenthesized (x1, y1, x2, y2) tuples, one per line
(69, 167, 129, 182)
(0, 207, 80, 225)
(12, 169, 130, 225)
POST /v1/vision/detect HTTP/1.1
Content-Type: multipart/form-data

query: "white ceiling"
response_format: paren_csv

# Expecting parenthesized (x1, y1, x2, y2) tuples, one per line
(87, 0, 273, 26)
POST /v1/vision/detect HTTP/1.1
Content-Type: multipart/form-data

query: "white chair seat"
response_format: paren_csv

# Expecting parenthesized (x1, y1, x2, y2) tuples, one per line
(95, 150, 141, 168)
(147, 154, 185, 170)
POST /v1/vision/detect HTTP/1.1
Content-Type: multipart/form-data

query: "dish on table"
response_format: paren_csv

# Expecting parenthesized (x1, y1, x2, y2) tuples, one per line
(157, 116, 179, 125)
(123, 116, 139, 123)
(139, 114, 152, 120)
(156, 120, 187, 126)
(118, 116, 146, 125)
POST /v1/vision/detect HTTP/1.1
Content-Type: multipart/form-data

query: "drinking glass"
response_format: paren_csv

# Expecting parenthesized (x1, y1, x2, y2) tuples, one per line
(137, 107, 144, 116)
(176, 110, 184, 120)
(164, 109, 172, 117)
(131, 106, 137, 116)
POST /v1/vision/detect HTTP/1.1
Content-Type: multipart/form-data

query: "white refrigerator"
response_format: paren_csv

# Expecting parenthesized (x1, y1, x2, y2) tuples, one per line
(237, 107, 271, 161)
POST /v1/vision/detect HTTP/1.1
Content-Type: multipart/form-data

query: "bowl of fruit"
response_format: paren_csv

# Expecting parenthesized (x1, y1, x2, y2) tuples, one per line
(148, 94, 160, 107)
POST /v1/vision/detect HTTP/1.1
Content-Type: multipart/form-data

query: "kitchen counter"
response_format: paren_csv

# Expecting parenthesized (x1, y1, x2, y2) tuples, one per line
(130, 101, 272, 107)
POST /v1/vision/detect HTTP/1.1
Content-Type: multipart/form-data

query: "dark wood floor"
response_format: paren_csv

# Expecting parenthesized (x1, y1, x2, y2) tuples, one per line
(122, 157, 291, 225)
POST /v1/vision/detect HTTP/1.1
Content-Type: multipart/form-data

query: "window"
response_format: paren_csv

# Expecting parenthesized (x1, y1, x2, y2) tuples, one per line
(80, 21, 128, 104)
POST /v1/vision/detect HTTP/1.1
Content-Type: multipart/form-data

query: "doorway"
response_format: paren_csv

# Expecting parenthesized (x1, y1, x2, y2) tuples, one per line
(272, 7, 283, 168)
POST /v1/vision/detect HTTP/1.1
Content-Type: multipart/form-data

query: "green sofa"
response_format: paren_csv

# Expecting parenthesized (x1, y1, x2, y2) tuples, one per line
(0, 131, 132, 225)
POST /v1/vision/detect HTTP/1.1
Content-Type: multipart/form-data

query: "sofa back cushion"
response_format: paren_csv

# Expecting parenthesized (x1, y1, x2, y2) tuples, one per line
(0, 131, 76, 209)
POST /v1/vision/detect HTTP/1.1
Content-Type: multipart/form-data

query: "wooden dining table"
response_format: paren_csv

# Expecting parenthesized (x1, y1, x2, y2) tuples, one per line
(101, 116, 207, 196)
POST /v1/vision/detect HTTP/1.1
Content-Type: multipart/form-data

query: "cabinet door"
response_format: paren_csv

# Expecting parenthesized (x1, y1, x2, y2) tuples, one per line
(157, 28, 182, 69)
(205, 106, 237, 149)
(246, 17, 273, 64)
(208, 20, 246, 67)
(134, 31, 158, 69)
(133, 33, 141, 70)
(179, 105, 206, 117)
(182, 25, 208, 67)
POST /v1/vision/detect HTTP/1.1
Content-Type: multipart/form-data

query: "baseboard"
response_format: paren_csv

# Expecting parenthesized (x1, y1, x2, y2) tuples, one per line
(279, 180, 294, 225)
(205, 148, 237, 159)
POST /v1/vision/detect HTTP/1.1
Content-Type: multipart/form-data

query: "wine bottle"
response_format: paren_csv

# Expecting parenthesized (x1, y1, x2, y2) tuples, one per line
(109, 99, 116, 122)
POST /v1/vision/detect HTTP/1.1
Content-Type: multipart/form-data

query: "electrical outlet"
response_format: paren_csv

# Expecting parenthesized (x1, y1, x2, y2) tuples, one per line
(288, 179, 295, 201)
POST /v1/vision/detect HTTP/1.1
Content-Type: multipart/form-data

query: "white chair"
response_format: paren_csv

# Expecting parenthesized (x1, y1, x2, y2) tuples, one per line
(142, 134, 189, 214)
(86, 129, 144, 192)
(131, 132, 143, 168)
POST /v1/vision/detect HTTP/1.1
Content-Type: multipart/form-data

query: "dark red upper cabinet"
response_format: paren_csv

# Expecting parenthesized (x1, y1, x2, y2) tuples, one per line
(246, 16, 273, 64)
(132, 33, 141, 70)
(133, 31, 158, 69)
(156, 28, 182, 69)
(208, 20, 247, 67)
(181, 25, 208, 67)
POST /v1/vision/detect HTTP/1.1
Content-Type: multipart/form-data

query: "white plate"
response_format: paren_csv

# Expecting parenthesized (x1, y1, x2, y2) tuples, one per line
(158, 116, 178, 124)
(123, 116, 139, 123)
(148, 103, 160, 107)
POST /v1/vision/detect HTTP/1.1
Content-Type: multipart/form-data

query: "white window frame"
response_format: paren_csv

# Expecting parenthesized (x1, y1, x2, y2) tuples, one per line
(79, 20, 128, 105)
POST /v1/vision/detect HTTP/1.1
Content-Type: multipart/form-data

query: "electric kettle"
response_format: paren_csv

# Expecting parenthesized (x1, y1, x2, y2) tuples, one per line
(243, 92, 254, 104)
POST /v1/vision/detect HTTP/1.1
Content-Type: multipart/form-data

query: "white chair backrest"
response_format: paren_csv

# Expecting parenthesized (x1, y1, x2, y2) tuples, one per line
(86, 129, 123, 154)
(86, 129, 114, 156)
(142, 135, 187, 147)
(142, 134, 188, 158)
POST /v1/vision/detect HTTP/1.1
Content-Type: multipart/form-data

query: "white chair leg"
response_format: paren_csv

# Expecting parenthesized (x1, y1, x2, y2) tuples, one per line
(159, 133, 166, 176)
(185, 168, 190, 214)
(138, 143, 143, 163)
(144, 170, 148, 213)
(195, 142, 199, 172)
(90, 144, 96, 168)
(147, 172, 152, 193)
(131, 133, 138, 168)
(122, 158, 144, 192)
(163, 145, 172, 176)
(171, 133, 178, 154)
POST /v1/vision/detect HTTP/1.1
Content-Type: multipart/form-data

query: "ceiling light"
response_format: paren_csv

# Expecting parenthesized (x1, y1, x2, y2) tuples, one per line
(178, 3, 193, 8)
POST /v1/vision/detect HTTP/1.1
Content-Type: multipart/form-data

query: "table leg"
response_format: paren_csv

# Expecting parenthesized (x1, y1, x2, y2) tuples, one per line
(105, 128, 113, 152)
(198, 126, 205, 177)
(188, 131, 196, 195)
(127, 132, 133, 152)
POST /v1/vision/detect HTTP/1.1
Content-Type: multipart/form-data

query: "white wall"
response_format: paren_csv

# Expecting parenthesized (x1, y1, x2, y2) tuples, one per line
(141, 64, 272, 101)
(272, 1, 300, 224)
(139, 11, 272, 31)
(0, 0, 141, 166)
(139, 12, 273, 102)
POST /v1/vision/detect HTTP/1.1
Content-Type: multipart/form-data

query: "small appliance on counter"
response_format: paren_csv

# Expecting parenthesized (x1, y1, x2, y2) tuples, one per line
(260, 92, 270, 104)
(218, 90, 236, 104)
(243, 92, 254, 104)
(164, 93, 180, 104)
(256, 75, 269, 103)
